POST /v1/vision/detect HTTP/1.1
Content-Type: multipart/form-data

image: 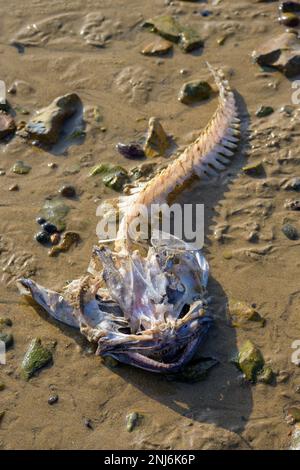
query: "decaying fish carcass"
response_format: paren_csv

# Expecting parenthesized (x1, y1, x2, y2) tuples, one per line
(17, 64, 240, 373)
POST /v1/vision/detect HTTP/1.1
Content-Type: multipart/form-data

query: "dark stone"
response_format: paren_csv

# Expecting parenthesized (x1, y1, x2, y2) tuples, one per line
(255, 106, 274, 117)
(116, 143, 145, 159)
(35, 231, 51, 245)
(282, 223, 298, 240)
(59, 185, 76, 198)
(48, 394, 59, 405)
(280, 2, 300, 13)
(36, 217, 47, 225)
(0, 112, 16, 139)
(252, 32, 300, 77)
(42, 222, 58, 234)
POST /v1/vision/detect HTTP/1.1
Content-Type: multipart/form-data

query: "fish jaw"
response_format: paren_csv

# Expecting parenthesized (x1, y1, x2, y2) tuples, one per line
(97, 302, 213, 373)
(99, 315, 213, 373)
(17, 277, 80, 328)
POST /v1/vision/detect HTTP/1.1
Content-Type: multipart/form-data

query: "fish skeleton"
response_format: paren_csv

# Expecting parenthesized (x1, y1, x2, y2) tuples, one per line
(17, 63, 240, 374)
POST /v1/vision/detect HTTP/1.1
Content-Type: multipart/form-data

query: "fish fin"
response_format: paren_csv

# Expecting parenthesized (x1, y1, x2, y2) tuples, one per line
(17, 278, 80, 328)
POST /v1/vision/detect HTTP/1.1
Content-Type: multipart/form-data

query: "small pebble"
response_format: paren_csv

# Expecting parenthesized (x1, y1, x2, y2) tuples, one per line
(36, 217, 46, 225)
(42, 222, 58, 234)
(59, 185, 76, 198)
(48, 162, 58, 169)
(116, 143, 145, 159)
(279, 13, 300, 27)
(7, 84, 17, 94)
(280, 1, 300, 13)
(48, 394, 59, 405)
(84, 418, 93, 429)
(247, 231, 259, 243)
(126, 412, 139, 432)
(201, 10, 213, 17)
(0, 381, 5, 391)
(35, 231, 50, 245)
(9, 184, 19, 191)
(256, 106, 274, 118)
(50, 233, 61, 245)
(282, 223, 298, 240)
(0, 170, 5, 176)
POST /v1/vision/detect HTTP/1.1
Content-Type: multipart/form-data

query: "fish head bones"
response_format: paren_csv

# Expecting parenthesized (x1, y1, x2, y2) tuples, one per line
(17, 243, 212, 373)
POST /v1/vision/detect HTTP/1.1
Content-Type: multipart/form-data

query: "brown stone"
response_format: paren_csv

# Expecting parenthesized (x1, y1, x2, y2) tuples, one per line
(0, 112, 16, 139)
(252, 32, 300, 77)
(141, 38, 173, 56)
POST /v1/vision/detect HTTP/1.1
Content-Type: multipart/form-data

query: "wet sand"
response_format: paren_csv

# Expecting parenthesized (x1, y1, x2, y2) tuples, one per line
(1, 0, 300, 450)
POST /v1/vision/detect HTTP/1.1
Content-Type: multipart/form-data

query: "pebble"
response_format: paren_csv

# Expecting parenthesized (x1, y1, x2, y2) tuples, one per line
(59, 185, 76, 198)
(141, 37, 173, 56)
(178, 80, 212, 105)
(126, 412, 139, 432)
(9, 184, 19, 191)
(243, 162, 265, 177)
(24, 93, 82, 145)
(282, 223, 298, 240)
(252, 31, 300, 78)
(116, 142, 145, 159)
(35, 231, 51, 245)
(143, 117, 169, 158)
(143, 15, 203, 52)
(48, 394, 59, 405)
(0, 112, 16, 139)
(21, 338, 53, 381)
(255, 106, 274, 118)
(247, 231, 259, 243)
(201, 10, 213, 17)
(36, 217, 46, 225)
(279, 13, 300, 27)
(50, 233, 61, 245)
(84, 418, 93, 429)
(280, 2, 300, 13)
(11, 160, 31, 175)
(7, 83, 17, 94)
(42, 222, 58, 234)
(48, 162, 58, 169)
